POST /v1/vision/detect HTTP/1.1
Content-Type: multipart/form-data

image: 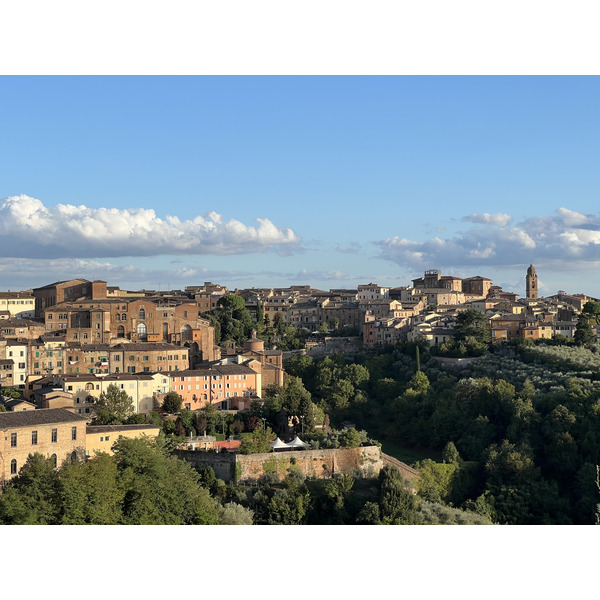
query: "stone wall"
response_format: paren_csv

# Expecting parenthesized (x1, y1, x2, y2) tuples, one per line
(175, 445, 383, 483)
(174, 449, 236, 482)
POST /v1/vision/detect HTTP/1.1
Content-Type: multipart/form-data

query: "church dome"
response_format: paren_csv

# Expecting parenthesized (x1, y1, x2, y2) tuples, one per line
(244, 329, 264, 352)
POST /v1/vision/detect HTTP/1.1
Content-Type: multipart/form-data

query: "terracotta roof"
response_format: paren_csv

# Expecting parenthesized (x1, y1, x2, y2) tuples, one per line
(175, 364, 256, 377)
(0, 292, 34, 299)
(86, 424, 161, 434)
(111, 342, 186, 351)
(0, 408, 88, 429)
(214, 439, 241, 452)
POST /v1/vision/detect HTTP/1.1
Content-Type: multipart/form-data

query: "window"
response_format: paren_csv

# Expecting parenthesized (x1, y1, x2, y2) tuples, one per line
(72, 426, 77, 441)
(32, 430, 38, 445)
(51, 428, 58, 443)
(11, 432, 17, 447)
(51, 454, 57, 468)
(10, 459, 17, 475)
(139, 307, 146, 320)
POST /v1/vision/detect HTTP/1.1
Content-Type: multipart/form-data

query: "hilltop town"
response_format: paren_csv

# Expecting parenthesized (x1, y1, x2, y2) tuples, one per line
(1, 265, 599, 525)
(0, 264, 593, 398)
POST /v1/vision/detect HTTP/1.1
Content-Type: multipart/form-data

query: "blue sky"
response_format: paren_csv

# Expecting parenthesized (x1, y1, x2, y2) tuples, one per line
(2, 75, 600, 296)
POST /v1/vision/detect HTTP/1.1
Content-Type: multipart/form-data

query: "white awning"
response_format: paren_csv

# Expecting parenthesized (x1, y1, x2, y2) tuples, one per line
(287, 436, 309, 448)
(270, 437, 288, 450)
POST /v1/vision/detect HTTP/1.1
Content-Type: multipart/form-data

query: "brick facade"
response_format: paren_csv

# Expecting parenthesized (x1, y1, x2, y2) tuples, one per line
(0, 408, 88, 483)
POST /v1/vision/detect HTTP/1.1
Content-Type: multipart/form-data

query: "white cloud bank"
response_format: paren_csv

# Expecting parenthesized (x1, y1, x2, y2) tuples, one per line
(463, 212, 513, 227)
(0, 195, 301, 258)
(378, 208, 600, 270)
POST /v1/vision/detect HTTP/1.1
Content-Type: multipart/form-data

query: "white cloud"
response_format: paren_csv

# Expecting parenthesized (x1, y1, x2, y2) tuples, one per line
(463, 212, 513, 227)
(377, 207, 600, 271)
(0, 195, 302, 258)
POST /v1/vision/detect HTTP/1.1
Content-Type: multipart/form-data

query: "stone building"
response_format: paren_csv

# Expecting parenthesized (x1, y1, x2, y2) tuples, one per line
(109, 342, 190, 374)
(0, 291, 35, 319)
(170, 363, 260, 411)
(85, 424, 161, 457)
(462, 276, 492, 297)
(32, 279, 107, 317)
(0, 408, 88, 483)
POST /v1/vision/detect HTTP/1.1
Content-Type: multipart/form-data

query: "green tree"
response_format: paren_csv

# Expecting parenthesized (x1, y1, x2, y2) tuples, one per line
(219, 502, 254, 525)
(239, 426, 275, 454)
(94, 383, 135, 424)
(0, 454, 61, 524)
(378, 466, 420, 524)
(114, 436, 220, 524)
(59, 453, 124, 524)
(217, 294, 247, 313)
(415, 459, 457, 503)
(272, 311, 285, 336)
(454, 309, 491, 344)
(162, 391, 183, 414)
(338, 427, 362, 448)
(574, 316, 595, 346)
(0, 387, 22, 399)
(256, 301, 265, 333)
(442, 441, 462, 466)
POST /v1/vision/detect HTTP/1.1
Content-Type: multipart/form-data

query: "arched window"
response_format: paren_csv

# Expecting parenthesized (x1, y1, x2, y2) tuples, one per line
(85, 382, 94, 391)
(139, 307, 146, 321)
(181, 324, 192, 341)
(117, 325, 125, 338)
(71, 451, 78, 463)
(137, 322, 147, 341)
(51, 454, 57, 468)
(122, 313, 127, 321)
(10, 459, 17, 475)
(115, 313, 121, 321)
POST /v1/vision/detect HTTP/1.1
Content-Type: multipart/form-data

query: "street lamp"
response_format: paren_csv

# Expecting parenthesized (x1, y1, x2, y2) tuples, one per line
(300, 415, 304, 436)
(261, 417, 266, 433)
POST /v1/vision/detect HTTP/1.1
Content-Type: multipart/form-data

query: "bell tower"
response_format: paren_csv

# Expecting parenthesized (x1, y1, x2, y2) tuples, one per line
(526, 264, 538, 299)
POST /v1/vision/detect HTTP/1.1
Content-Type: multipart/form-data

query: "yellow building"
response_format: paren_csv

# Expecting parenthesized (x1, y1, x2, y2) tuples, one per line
(85, 424, 161, 457)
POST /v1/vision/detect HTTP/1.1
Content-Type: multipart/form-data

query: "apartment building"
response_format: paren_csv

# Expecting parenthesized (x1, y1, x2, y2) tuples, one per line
(170, 363, 260, 411)
(0, 408, 88, 483)
(0, 291, 35, 318)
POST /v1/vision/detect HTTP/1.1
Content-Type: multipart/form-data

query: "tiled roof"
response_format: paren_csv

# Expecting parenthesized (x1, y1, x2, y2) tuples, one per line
(0, 408, 88, 429)
(111, 342, 186, 351)
(86, 424, 161, 434)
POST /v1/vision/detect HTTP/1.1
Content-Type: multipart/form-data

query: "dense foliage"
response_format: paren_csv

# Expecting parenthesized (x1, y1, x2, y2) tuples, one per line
(0, 437, 221, 525)
(283, 339, 600, 524)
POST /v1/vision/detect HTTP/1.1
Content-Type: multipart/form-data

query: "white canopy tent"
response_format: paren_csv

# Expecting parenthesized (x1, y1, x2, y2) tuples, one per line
(286, 436, 309, 450)
(270, 437, 289, 451)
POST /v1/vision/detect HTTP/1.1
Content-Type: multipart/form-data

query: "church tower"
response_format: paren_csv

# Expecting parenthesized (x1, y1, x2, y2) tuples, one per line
(526, 264, 538, 299)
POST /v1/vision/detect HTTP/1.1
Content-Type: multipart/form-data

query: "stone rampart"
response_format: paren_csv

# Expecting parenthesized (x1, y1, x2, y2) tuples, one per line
(175, 445, 383, 483)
